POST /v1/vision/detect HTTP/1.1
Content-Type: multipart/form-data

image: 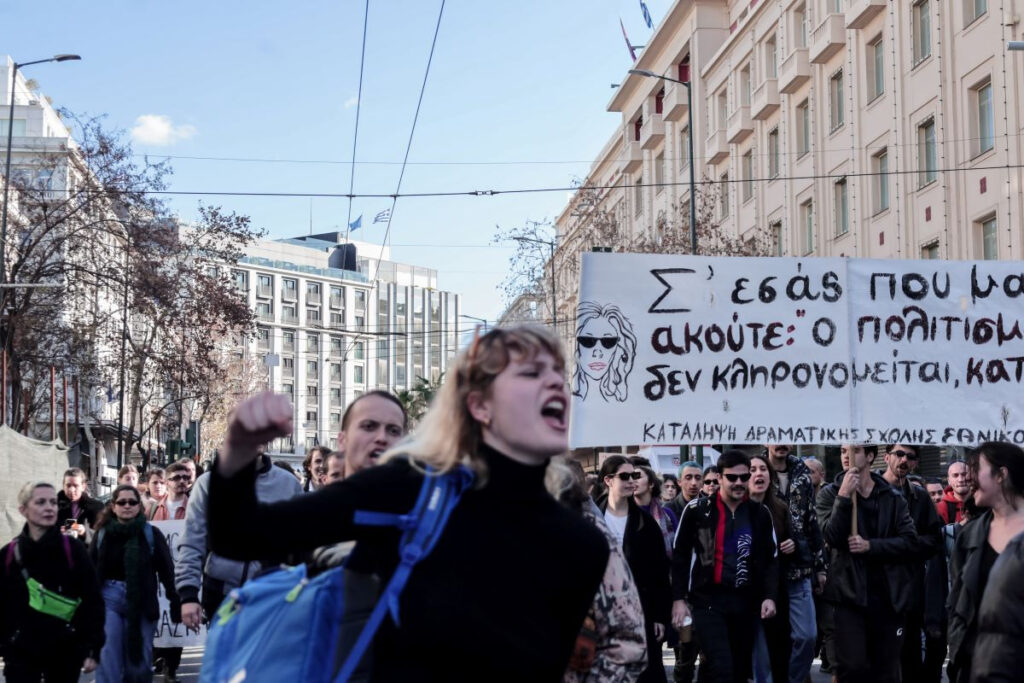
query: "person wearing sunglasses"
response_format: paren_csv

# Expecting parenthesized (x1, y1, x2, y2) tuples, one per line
(672, 449, 779, 683)
(815, 444, 916, 683)
(701, 466, 721, 497)
(878, 444, 943, 683)
(596, 455, 671, 683)
(0, 481, 104, 682)
(90, 485, 179, 683)
(571, 301, 637, 403)
(147, 462, 191, 522)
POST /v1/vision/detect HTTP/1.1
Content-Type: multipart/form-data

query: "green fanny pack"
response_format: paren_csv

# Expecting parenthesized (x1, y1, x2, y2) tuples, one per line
(25, 576, 81, 622)
(6, 536, 82, 622)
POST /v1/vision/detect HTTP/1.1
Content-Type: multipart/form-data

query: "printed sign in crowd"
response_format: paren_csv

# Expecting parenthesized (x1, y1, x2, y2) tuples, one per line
(569, 253, 1024, 448)
(151, 519, 206, 648)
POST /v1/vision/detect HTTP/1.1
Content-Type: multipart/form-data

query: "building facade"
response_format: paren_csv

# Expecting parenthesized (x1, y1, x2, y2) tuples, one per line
(539, 0, 1023, 466)
(231, 233, 461, 455)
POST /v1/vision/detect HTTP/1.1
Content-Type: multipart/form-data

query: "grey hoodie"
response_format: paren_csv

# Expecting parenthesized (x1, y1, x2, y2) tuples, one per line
(175, 456, 303, 604)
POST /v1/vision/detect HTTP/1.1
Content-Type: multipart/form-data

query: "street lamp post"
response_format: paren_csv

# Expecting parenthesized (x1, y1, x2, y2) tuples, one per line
(511, 235, 557, 334)
(459, 314, 488, 331)
(628, 69, 697, 255)
(1, 54, 81, 285)
(628, 68, 703, 465)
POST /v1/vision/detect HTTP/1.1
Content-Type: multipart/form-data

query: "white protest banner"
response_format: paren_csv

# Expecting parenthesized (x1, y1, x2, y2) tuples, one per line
(569, 253, 1024, 448)
(151, 519, 207, 648)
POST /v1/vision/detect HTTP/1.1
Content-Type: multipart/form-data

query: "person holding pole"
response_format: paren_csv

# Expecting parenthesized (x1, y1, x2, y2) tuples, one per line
(815, 444, 917, 683)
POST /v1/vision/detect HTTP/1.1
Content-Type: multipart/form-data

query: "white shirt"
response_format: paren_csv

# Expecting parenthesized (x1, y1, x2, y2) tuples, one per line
(603, 509, 628, 548)
(166, 496, 187, 520)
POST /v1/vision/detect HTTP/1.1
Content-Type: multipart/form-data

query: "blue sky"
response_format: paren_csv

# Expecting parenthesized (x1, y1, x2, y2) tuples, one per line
(3, 0, 670, 320)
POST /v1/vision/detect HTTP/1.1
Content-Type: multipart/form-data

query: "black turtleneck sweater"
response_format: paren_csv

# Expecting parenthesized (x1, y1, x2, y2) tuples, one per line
(209, 444, 609, 682)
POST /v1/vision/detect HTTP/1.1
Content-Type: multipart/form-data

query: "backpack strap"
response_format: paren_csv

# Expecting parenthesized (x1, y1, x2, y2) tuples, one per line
(144, 523, 155, 553)
(61, 534, 74, 570)
(334, 466, 474, 683)
(5, 540, 16, 573)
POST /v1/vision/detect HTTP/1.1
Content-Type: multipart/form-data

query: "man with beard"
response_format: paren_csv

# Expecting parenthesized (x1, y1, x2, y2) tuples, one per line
(880, 444, 943, 682)
(938, 460, 971, 524)
(816, 444, 916, 683)
(666, 461, 705, 683)
(672, 450, 778, 683)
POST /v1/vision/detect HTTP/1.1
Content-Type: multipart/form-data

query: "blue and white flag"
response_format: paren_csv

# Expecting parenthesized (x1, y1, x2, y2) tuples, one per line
(639, 0, 653, 28)
(374, 209, 391, 224)
(349, 215, 362, 231)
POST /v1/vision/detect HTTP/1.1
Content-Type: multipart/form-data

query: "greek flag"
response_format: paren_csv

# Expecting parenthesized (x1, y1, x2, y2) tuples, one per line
(639, 0, 653, 28)
(374, 209, 391, 224)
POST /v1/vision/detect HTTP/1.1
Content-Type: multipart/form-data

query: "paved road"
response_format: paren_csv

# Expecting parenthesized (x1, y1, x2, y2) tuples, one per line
(3, 647, 838, 681)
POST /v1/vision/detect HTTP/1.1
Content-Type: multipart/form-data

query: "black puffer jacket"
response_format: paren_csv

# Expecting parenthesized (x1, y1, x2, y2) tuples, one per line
(948, 512, 993, 683)
(970, 531, 1024, 682)
(0, 525, 104, 661)
(595, 497, 672, 627)
(57, 491, 105, 528)
(815, 471, 917, 612)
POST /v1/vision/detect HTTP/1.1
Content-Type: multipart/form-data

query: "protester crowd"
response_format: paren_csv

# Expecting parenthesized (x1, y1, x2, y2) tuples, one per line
(1, 323, 1023, 683)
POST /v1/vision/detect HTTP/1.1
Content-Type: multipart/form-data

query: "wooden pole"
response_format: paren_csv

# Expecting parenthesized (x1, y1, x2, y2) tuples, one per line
(50, 366, 56, 440)
(851, 490, 859, 536)
(63, 373, 69, 444)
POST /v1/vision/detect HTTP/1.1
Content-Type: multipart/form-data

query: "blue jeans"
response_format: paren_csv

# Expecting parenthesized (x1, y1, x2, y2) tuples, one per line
(97, 580, 156, 683)
(752, 622, 773, 682)
(787, 577, 817, 683)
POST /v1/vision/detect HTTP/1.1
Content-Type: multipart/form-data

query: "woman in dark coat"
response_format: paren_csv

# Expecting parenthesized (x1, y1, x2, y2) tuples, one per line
(597, 455, 673, 683)
(0, 481, 103, 682)
(90, 484, 179, 683)
(948, 442, 1024, 683)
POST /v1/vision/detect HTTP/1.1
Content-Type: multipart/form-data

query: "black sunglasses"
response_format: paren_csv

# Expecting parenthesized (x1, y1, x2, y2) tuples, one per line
(723, 473, 752, 483)
(577, 336, 619, 349)
(704, 479, 720, 486)
(168, 474, 191, 482)
(612, 471, 643, 482)
(890, 449, 920, 460)
(114, 499, 140, 507)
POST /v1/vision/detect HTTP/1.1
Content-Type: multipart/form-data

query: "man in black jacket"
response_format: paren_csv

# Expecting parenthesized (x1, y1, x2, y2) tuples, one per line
(56, 468, 104, 535)
(879, 443, 943, 682)
(816, 444, 917, 683)
(672, 450, 778, 683)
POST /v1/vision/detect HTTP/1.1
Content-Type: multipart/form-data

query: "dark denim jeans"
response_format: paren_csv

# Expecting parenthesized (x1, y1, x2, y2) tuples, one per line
(97, 580, 156, 683)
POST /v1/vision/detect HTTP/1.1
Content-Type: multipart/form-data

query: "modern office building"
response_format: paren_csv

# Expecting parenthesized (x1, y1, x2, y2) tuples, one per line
(231, 232, 461, 454)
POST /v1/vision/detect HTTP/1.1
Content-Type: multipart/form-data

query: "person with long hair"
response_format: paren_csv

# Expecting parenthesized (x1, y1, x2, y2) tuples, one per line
(206, 325, 610, 681)
(597, 455, 672, 683)
(948, 442, 1024, 683)
(90, 484, 179, 682)
(0, 482, 103, 682)
(572, 302, 637, 403)
(748, 454, 794, 683)
(632, 464, 677, 556)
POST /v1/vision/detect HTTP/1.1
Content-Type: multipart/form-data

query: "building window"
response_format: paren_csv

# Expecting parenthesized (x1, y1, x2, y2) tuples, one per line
(634, 176, 643, 216)
(353, 365, 364, 384)
(256, 326, 271, 350)
(719, 173, 730, 219)
(354, 341, 365, 360)
(283, 304, 298, 324)
(981, 216, 998, 259)
(306, 282, 321, 304)
(966, 0, 988, 25)
(282, 382, 293, 398)
(330, 363, 342, 382)
(922, 242, 940, 259)
(918, 118, 937, 187)
(913, 1, 931, 64)
(330, 387, 342, 406)
(768, 128, 780, 178)
(868, 37, 884, 101)
(257, 274, 273, 298)
(973, 80, 994, 157)
(256, 301, 273, 322)
(680, 126, 690, 171)
(306, 360, 318, 375)
(306, 333, 319, 353)
(282, 357, 295, 376)
(282, 278, 297, 300)
(834, 177, 849, 236)
(766, 36, 778, 78)
(739, 65, 751, 107)
(283, 330, 295, 352)
(655, 151, 665, 193)
(330, 335, 343, 355)
(771, 221, 783, 256)
(717, 91, 728, 129)
(829, 70, 844, 131)
(873, 149, 890, 213)
(796, 100, 810, 157)
(742, 151, 754, 202)
(801, 199, 814, 254)
(330, 412, 341, 427)
(306, 307, 321, 324)
(231, 270, 248, 292)
(794, 5, 808, 48)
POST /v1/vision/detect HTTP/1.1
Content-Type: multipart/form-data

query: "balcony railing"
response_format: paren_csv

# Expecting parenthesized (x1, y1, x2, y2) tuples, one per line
(726, 106, 752, 144)
(752, 79, 780, 120)
(779, 48, 811, 94)
(639, 115, 665, 151)
(846, 0, 886, 29)
(810, 14, 847, 64)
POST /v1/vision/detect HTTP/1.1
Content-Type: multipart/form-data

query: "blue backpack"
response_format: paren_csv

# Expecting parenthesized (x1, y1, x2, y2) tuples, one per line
(200, 465, 474, 683)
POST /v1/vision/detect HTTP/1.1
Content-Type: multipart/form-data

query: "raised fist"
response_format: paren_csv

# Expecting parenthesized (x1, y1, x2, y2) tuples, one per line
(220, 392, 293, 476)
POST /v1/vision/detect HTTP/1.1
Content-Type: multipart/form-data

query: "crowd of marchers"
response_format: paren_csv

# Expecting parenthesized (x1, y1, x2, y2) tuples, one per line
(2, 323, 1024, 683)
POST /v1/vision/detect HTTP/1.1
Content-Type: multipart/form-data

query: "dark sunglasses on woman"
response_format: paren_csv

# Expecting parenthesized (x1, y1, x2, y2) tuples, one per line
(114, 499, 140, 507)
(613, 471, 643, 482)
(577, 336, 618, 349)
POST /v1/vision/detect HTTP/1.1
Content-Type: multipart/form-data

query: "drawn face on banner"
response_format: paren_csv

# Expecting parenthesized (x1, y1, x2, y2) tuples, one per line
(572, 302, 637, 403)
